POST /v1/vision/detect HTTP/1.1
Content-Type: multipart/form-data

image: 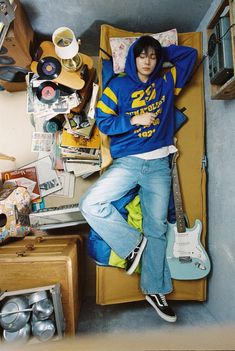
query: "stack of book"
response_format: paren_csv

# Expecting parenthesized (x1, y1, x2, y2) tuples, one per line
(0, 156, 63, 211)
(0, 167, 41, 202)
(25, 67, 101, 179)
(60, 122, 101, 177)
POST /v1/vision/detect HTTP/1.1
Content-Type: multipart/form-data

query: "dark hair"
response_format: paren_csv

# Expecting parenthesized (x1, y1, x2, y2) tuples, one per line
(133, 35, 162, 61)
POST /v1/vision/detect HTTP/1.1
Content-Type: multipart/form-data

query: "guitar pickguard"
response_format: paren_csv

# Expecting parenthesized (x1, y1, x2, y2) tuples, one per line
(166, 219, 211, 280)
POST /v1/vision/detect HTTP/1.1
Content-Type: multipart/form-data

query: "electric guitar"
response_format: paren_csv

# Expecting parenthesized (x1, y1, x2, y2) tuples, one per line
(166, 151, 211, 280)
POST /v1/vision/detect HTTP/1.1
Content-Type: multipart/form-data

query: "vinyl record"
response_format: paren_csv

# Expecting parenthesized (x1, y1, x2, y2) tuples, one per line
(0, 56, 15, 65)
(37, 56, 62, 80)
(36, 81, 60, 104)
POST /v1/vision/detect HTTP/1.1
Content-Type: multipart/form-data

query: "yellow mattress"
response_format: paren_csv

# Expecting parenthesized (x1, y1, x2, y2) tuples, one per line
(96, 24, 207, 304)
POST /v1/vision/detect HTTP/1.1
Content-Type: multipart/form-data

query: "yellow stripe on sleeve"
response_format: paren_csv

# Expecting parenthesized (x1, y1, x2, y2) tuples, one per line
(171, 66, 177, 85)
(170, 66, 182, 95)
(103, 87, 118, 104)
(96, 101, 117, 115)
(174, 87, 182, 96)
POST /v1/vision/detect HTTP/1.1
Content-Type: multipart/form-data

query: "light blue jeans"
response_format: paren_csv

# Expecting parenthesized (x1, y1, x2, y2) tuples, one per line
(80, 155, 173, 295)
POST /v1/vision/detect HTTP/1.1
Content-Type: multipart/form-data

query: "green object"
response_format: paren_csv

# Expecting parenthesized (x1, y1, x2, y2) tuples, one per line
(109, 195, 142, 273)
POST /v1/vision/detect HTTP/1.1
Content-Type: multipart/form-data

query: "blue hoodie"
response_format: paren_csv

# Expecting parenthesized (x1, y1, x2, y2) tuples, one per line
(96, 39, 197, 158)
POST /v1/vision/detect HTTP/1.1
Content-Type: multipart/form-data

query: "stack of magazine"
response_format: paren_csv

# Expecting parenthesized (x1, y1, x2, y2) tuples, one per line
(60, 117, 101, 177)
(26, 72, 81, 130)
(26, 71, 101, 178)
(64, 111, 96, 139)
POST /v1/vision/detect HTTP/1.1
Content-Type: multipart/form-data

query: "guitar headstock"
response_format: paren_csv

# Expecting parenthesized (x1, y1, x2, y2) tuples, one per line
(172, 137, 179, 165)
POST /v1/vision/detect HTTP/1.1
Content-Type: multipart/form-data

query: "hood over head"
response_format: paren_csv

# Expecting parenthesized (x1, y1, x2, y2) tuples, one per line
(125, 35, 164, 85)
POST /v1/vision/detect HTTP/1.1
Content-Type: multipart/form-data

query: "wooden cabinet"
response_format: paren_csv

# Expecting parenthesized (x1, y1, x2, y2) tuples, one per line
(207, 0, 235, 99)
(0, 235, 84, 335)
(0, 0, 36, 92)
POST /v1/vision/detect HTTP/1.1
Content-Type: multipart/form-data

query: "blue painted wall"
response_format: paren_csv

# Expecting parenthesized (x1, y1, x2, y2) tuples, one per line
(20, 0, 213, 56)
(197, 0, 235, 323)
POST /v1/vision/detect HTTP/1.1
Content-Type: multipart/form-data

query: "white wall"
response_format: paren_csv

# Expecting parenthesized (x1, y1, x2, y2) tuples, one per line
(197, 0, 235, 323)
(0, 90, 37, 172)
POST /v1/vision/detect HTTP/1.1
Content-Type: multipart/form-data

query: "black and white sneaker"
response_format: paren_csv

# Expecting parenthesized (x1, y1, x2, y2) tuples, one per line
(145, 294, 177, 323)
(125, 236, 147, 275)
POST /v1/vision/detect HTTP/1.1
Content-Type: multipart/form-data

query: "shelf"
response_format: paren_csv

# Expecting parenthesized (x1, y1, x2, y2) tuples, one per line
(207, 0, 235, 99)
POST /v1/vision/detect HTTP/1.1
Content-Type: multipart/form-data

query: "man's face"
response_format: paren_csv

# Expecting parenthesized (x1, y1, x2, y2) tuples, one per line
(136, 47, 157, 82)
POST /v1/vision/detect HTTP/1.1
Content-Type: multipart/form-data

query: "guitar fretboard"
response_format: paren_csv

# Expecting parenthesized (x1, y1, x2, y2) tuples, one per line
(172, 156, 186, 233)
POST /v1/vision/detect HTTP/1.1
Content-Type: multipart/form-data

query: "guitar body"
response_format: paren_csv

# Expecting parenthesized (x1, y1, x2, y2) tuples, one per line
(166, 219, 211, 280)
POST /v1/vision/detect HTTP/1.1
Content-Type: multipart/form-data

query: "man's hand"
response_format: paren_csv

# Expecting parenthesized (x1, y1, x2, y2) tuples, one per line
(131, 112, 156, 126)
(130, 113, 156, 126)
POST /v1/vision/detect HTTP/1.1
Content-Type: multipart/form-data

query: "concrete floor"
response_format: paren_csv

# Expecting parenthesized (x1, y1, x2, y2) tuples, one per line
(77, 298, 218, 334)
(1, 300, 234, 351)
(75, 298, 235, 350)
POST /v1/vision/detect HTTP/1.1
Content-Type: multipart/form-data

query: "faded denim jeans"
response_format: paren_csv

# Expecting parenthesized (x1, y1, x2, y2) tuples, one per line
(80, 155, 173, 295)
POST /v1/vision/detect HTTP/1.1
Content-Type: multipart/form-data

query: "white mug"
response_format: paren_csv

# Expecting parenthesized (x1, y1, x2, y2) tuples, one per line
(52, 27, 80, 59)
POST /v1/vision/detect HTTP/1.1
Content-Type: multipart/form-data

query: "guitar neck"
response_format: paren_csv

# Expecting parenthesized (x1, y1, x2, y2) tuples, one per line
(172, 157, 186, 233)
